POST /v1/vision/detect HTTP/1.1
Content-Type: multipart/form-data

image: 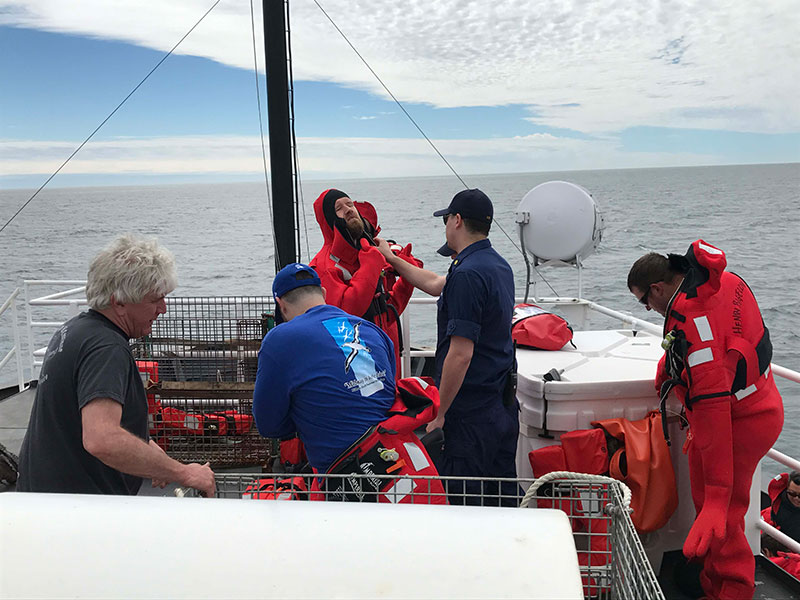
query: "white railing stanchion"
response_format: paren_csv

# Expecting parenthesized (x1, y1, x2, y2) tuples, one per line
(24, 281, 35, 382)
(401, 308, 411, 379)
(12, 295, 25, 390)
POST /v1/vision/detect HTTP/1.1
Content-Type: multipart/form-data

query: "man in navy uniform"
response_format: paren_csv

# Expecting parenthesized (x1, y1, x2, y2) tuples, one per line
(375, 189, 518, 504)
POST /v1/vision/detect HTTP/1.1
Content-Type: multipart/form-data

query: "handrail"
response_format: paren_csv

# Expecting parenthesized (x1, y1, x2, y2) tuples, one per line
(0, 288, 25, 391)
(766, 448, 800, 473)
(758, 521, 800, 554)
(758, 448, 800, 556)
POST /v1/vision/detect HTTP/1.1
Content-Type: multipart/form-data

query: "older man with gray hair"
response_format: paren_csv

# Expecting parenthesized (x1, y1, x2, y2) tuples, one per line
(17, 234, 215, 496)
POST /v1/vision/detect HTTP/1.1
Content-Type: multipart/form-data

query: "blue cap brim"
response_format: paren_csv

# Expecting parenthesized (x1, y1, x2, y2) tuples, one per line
(432, 208, 451, 217)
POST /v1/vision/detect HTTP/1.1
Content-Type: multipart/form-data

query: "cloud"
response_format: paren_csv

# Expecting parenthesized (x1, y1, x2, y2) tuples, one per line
(0, 133, 720, 183)
(1, 0, 797, 135)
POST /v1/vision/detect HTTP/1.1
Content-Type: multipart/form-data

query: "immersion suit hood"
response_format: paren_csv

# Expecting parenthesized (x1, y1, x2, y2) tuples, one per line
(317, 188, 376, 250)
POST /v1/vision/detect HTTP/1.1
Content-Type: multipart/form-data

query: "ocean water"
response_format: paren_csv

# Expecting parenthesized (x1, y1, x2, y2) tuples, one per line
(1, 163, 799, 475)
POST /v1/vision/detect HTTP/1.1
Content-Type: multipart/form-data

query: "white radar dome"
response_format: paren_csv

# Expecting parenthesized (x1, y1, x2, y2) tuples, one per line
(516, 181, 603, 265)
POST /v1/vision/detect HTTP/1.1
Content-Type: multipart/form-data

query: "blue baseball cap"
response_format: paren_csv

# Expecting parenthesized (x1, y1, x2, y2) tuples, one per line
(433, 188, 493, 223)
(272, 263, 321, 298)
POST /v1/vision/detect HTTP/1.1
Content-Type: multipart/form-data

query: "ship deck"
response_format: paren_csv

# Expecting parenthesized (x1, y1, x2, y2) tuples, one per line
(2, 385, 800, 599)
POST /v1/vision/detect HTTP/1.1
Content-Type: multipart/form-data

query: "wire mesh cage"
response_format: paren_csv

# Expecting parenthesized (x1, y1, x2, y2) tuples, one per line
(132, 296, 276, 467)
(132, 296, 275, 382)
(177, 473, 664, 600)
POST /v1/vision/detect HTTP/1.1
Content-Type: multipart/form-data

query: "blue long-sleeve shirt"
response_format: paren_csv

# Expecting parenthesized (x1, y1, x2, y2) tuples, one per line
(253, 304, 396, 471)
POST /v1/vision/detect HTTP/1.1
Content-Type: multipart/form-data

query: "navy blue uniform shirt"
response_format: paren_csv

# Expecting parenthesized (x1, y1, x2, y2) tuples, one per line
(435, 238, 515, 417)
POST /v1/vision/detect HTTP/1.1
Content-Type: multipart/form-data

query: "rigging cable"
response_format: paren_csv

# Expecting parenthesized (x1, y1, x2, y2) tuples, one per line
(312, 0, 559, 296)
(249, 0, 274, 235)
(0, 0, 224, 236)
(311, 0, 468, 191)
(285, 0, 312, 262)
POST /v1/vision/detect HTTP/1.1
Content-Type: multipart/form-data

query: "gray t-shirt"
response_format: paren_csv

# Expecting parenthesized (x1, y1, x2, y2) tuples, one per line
(17, 310, 148, 494)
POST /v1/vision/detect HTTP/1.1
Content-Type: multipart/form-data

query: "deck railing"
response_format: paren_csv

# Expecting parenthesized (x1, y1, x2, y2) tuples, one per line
(3, 279, 798, 389)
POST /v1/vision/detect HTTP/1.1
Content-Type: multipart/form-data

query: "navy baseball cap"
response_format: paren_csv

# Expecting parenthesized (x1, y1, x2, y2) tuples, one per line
(272, 263, 321, 298)
(436, 242, 457, 257)
(433, 188, 493, 224)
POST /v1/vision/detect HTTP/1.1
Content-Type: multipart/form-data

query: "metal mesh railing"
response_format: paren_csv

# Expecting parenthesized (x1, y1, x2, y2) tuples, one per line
(148, 396, 274, 467)
(177, 473, 664, 599)
(132, 296, 275, 383)
(131, 296, 276, 467)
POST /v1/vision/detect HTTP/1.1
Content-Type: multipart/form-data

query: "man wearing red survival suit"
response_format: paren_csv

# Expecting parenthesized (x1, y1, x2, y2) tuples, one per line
(310, 189, 422, 375)
(252, 263, 444, 504)
(629, 240, 783, 600)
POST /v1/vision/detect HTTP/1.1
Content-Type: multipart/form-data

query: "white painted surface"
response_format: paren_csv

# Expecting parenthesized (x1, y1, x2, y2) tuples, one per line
(516, 329, 673, 432)
(516, 180, 603, 263)
(0, 493, 584, 600)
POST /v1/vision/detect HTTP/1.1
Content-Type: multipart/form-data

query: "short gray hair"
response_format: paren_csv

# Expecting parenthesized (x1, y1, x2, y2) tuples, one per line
(86, 234, 177, 310)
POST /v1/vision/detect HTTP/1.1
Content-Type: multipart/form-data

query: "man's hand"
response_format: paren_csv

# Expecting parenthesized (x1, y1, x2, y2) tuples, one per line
(180, 462, 216, 498)
(374, 237, 394, 260)
(358, 238, 387, 268)
(426, 414, 445, 433)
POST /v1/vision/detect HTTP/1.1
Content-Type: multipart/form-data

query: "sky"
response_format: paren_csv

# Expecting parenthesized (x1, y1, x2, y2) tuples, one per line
(1, 0, 798, 189)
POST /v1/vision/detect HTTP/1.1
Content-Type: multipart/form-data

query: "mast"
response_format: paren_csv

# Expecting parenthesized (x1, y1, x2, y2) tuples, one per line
(263, 0, 298, 270)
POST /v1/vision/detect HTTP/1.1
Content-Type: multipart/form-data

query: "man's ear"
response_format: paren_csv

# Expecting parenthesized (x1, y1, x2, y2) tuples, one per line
(321, 286, 327, 301)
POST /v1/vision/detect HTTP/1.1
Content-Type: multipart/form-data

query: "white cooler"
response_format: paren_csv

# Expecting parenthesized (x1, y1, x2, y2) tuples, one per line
(514, 328, 696, 572)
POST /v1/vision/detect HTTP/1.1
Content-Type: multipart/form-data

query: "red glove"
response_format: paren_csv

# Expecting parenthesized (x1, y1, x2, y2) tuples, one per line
(395, 243, 423, 268)
(359, 238, 387, 269)
(683, 484, 728, 558)
(682, 397, 733, 559)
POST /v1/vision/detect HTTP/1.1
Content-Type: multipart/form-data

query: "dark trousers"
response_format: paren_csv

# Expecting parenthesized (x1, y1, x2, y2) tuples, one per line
(437, 399, 520, 506)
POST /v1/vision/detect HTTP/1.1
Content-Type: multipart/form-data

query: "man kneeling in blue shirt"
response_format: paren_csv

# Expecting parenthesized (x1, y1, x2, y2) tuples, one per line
(253, 264, 447, 504)
(253, 263, 396, 473)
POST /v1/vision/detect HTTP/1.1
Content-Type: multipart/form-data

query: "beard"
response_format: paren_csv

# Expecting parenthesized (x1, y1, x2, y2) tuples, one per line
(345, 217, 364, 238)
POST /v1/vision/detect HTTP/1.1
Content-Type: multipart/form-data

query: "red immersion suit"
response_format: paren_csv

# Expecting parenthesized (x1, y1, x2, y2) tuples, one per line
(310, 189, 422, 374)
(312, 376, 447, 504)
(658, 239, 783, 600)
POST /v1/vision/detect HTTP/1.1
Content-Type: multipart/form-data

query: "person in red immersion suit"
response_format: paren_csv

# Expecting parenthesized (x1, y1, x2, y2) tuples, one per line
(310, 189, 422, 375)
(628, 239, 783, 600)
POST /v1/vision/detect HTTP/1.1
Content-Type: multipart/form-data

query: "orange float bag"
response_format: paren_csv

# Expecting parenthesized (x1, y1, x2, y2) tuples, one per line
(592, 410, 678, 533)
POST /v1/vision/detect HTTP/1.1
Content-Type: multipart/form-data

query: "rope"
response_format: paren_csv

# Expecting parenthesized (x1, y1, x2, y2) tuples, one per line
(249, 0, 274, 234)
(310, 0, 530, 261)
(0, 0, 223, 235)
(519, 471, 632, 511)
(311, 0, 467, 190)
(285, 0, 311, 262)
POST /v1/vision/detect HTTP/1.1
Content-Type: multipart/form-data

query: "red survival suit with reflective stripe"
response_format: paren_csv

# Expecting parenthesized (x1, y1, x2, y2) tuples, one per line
(761, 472, 790, 528)
(310, 189, 421, 374)
(657, 239, 783, 600)
(311, 376, 447, 504)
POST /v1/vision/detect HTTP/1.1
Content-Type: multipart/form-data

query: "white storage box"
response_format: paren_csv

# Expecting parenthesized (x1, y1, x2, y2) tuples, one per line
(513, 328, 693, 572)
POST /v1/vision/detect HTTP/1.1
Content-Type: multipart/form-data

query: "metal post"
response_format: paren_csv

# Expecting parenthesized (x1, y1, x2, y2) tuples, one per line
(263, 0, 298, 270)
(23, 281, 36, 381)
(11, 296, 25, 390)
(401, 309, 411, 378)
